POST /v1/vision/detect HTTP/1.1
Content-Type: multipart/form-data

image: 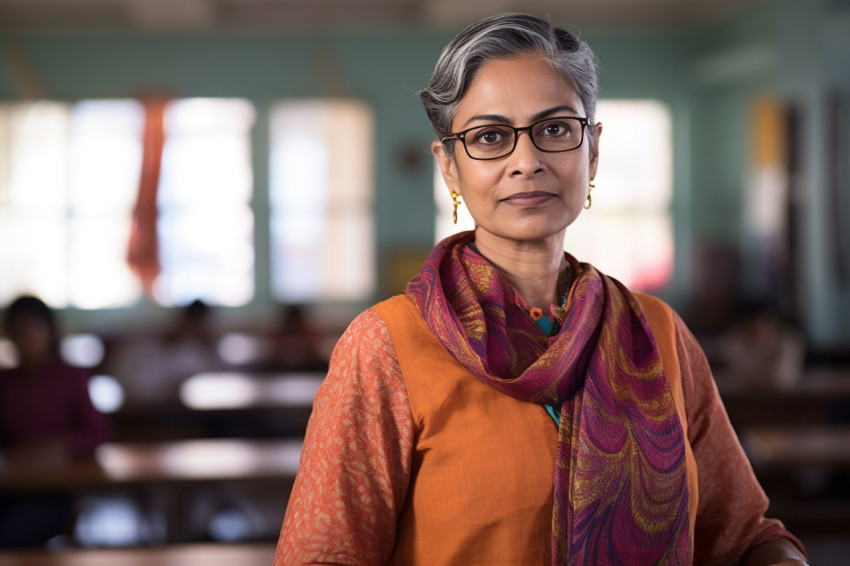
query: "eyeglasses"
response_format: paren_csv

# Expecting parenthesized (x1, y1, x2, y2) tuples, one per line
(441, 116, 590, 160)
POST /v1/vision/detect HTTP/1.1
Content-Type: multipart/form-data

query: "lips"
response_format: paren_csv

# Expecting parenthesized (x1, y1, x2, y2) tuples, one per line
(501, 191, 556, 206)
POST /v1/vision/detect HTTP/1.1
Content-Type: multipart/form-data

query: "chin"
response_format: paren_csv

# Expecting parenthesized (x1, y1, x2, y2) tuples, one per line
(500, 228, 567, 245)
(513, 219, 573, 242)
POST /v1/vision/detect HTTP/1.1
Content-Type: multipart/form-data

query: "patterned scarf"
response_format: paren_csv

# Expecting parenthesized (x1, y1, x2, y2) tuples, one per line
(405, 231, 691, 565)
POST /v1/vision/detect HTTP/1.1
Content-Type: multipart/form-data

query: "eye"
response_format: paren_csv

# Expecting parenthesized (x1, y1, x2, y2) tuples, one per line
(481, 131, 501, 143)
(470, 126, 511, 146)
(537, 119, 574, 138)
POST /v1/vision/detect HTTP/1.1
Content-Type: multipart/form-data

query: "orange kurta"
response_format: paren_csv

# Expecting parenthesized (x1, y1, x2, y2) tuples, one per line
(275, 294, 802, 565)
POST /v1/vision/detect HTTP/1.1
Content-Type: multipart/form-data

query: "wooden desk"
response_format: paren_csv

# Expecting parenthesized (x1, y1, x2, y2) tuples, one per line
(740, 425, 850, 535)
(742, 425, 850, 470)
(0, 440, 300, 543)
(0, 438, 302, 493)
(0, 543, 275, 566)
(717, 367, 850, 428)
(111, 372, 324, 441)
(717, 367, 850, 397)
(179, 371, 324, 410)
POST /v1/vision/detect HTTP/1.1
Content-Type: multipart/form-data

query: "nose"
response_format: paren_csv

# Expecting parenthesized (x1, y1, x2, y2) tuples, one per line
(508, 130, 543, 175)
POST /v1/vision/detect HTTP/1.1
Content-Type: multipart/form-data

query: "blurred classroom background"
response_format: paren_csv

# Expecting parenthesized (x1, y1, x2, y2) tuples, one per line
(0, 0, 849, 563)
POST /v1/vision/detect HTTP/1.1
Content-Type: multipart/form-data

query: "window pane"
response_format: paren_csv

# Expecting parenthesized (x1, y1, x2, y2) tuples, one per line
(155, 98, 256, 307)
(68, 100, 144, 308)
(0, 102, 71, 306)
(569, 99, 673, 291)
(565, 211, 674, 291)
(592, 100, 672, 209)
(0, 98, 257, 309)
(270, 100, 374, 302)
(0, 100, 145, 308)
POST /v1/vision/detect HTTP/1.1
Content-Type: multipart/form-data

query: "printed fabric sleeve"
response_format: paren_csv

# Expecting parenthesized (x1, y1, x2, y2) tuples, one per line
(274, 308, 414, 566)
(675, 313, 807, 565)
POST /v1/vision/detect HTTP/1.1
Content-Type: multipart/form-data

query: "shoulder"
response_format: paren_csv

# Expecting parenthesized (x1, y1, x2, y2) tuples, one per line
(630, 292, 713, 409)
(333, 295, 420, 359)
(51, 359, 93, 384)
(320, 301, 408, 409)
(632, 291, 674, 320)
(333, 302, 398, 360)
(631, 292, 681, 347)
(631, 292, 696, 348)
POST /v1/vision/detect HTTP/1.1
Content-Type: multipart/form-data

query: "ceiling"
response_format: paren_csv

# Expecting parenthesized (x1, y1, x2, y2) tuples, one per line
(0, 0, 759, 32)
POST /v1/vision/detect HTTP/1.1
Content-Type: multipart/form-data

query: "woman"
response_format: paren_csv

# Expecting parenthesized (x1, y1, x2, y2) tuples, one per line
(0, 295, 109, 547)
(276, 14, 808, 565)
(0, 295, 108, 458)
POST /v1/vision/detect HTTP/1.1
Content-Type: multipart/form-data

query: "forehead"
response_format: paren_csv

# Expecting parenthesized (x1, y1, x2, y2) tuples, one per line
(453, 54, 583, 127)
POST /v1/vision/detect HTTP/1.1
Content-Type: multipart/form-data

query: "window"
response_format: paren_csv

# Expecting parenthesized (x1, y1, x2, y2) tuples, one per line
(567, 100, 673, 292)
(269, 100, 374, 303)
(0, 100, 143, 308)
(433, 99, 673, 292)
(156, 99, 255, 307)
(0, 98, 255, 308)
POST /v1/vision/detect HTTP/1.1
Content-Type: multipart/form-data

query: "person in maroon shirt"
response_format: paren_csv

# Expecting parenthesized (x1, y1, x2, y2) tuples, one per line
(0, 295, 109, 547)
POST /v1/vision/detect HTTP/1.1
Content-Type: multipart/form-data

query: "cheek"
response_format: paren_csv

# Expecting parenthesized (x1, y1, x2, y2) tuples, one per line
(455, 165, 495, 200)
(12, 325, 53, 358)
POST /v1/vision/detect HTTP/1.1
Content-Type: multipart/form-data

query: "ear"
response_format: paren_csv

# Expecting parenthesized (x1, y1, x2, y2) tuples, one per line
(588, 122, 602, 180)
(432, 140, 461, 196)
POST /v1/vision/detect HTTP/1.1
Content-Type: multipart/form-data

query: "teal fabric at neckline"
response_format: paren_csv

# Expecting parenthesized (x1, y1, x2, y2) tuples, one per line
(535, 315, 561, 427)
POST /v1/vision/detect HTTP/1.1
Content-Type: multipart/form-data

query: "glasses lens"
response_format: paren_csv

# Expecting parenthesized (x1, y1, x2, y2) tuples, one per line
(531, 118, 583, 152)
(463, 125, 515, 159)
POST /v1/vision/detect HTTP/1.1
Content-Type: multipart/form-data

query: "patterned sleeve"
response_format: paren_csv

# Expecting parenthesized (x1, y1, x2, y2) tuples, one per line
(274, 308, 414, 566)
(675, 313, 806, 565)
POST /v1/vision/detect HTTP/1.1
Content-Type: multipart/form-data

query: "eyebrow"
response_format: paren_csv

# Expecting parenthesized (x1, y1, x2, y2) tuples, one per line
(459, 105, 580, 130)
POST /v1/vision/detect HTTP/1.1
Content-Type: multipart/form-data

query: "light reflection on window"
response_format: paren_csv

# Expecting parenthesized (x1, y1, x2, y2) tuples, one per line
(156, 98, 255, 307)
(269, 100, 375, 303)
(566, 100, 673, 292)
(0, 98, 256, 309)
(69, 101, 144, 308)
(179, 371, 321, 410)
(0, 102, 74, 307)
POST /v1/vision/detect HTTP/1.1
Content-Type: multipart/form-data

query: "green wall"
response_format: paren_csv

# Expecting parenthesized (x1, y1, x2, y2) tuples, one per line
(686, 0, 850, 346)
(1, 0, 848, 347)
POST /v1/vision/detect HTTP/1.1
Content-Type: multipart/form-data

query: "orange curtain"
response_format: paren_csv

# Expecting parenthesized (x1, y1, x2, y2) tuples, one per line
(127, 98, 168, 295)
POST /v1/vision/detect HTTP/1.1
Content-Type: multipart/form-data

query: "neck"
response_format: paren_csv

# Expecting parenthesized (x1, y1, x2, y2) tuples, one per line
(473, 232, 568, 311)
(18, 351, 56, 375)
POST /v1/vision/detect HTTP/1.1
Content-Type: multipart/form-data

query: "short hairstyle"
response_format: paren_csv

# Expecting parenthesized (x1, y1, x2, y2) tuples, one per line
(3, 294, 59, 352)
(420, 13, 599, 157)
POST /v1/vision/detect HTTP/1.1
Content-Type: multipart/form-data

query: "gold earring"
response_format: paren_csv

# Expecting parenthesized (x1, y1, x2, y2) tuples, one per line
(584, 182, 595, 210)
(451, 191, 461, 224)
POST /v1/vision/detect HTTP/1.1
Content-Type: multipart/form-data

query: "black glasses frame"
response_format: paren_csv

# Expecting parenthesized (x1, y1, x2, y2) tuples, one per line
(441, 116, 590, 160)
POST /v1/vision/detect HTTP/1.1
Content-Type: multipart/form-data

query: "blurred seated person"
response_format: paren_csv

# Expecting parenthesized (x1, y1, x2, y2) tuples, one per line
(0, 295, 109, 548)
(262, 304, 327, 372)
(709, 300, 805, 391)
(108, 299, 224, 410)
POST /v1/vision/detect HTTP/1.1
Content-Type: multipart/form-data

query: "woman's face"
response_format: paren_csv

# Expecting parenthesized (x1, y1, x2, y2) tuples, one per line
(8, 313, 54, 368)
(433, 53, 601, 251)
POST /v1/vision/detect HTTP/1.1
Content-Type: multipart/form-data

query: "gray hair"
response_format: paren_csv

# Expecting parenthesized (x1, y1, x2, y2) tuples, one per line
(420, 13, 599, 156)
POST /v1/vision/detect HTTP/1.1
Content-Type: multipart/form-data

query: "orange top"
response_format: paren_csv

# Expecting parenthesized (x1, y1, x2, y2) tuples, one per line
(275, 294, 803, 565)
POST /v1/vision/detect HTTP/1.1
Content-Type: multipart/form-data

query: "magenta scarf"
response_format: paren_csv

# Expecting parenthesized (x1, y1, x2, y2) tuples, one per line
(405, 232, 691, 565)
